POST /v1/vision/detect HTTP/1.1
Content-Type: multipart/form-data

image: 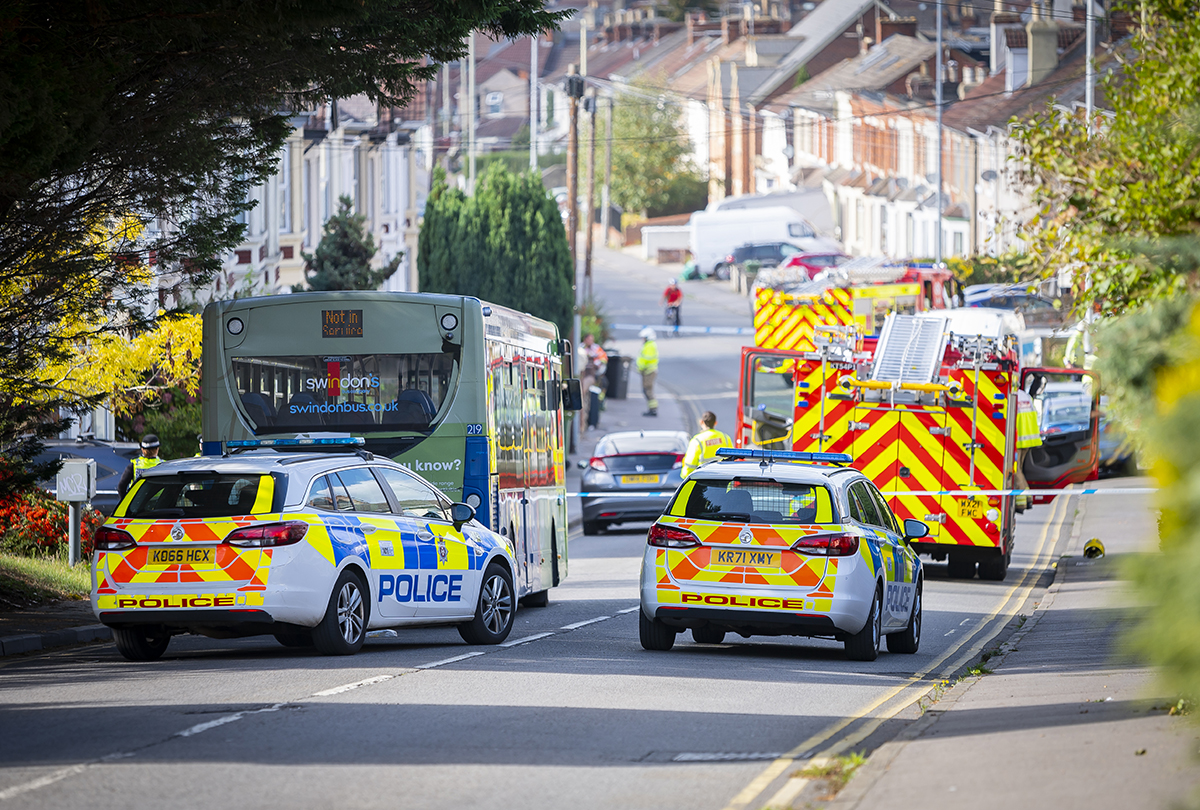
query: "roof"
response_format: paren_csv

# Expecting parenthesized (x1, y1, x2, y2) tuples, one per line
(691, 458, 860, 485)
(140, 450, 394, 478)
(774, 34, 934, 115)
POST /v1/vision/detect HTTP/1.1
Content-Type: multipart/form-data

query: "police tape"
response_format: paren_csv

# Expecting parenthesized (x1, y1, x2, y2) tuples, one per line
(566, 488, 1158, 498)
(612, 323, 755, 336)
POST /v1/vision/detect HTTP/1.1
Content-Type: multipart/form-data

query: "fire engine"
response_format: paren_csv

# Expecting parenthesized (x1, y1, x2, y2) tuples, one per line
(736, 309, 1101, 581)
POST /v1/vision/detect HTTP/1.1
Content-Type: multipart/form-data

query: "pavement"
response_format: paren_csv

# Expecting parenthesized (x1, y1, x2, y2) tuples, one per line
(812, 480, 1200, 810)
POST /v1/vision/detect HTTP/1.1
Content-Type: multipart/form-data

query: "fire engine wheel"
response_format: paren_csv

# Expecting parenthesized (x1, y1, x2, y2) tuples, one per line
(113, 626, 171, 661)
(692, 626, 726, 644)
(946, 556, 977, 579)
(639, 610, 677, 651)
(978, 552, 1009, 581)
(886, 581, 921, 654)
(845, 586, 882, 662)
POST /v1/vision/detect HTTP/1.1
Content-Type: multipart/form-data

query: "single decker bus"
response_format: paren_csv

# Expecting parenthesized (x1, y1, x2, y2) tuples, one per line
(201, 292, 580, 605)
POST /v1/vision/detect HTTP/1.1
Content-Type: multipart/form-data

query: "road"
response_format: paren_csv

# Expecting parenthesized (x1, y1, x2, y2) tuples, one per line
(0, 250, 1073, 810)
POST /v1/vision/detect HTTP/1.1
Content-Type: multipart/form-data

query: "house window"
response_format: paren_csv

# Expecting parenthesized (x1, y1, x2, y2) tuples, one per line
(486, 91, 503, 115)
(953, 231, 964, 256)
(855, 200, 864, 241)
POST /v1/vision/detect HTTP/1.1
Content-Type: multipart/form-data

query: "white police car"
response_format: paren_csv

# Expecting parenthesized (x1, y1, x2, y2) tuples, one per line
(639, 448, 926, 661)
(92, 439, 516, 660)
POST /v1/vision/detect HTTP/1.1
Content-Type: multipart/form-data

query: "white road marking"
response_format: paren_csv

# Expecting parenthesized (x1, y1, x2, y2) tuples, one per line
(499, 632, 554, 648)
(560, 616, 610, 630)
(944, 629, 957, 637)
(673, 752, 783, 762)
(176, 702, 291, 737)
(311, 674, 399, 697)
(617, 606, 641, 614)
(414, 651, 486, 670)
(0, 764, 90, 802)
(959, 618, 971, 626)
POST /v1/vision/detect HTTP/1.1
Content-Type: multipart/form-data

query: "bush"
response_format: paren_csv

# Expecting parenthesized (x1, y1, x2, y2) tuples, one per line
(0, 490, 104, 557)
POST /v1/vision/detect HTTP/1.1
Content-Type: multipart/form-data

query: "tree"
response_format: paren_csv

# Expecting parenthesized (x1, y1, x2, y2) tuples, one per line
(1012, 0, 1200, 312)
(0, 0, 565, 458)
(610, 80, 704, 217)
(298, 197, 399, 291)
(419, 164, 573, 337)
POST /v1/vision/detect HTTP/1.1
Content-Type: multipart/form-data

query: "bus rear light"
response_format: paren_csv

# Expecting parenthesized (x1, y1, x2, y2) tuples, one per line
(95, 527, 137, 551)
(647, 524, 700, 548)
(224, 521, 309, 548)
(791, 533, 859, 557)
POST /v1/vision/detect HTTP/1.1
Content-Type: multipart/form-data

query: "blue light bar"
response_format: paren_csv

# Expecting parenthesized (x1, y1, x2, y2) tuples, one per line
(225, 437, 366, 449)
(715, 448, 853, 465)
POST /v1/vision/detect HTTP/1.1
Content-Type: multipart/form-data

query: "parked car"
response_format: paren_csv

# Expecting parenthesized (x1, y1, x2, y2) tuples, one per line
(967, 286, 1063, 329)
(578, 430, 689, 535)
(780, 252, 853, 279)
(689, 205, 840, 278)
(35, 438, 141, 515)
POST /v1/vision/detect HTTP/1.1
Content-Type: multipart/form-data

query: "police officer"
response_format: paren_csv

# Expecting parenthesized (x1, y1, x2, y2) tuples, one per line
(117, 434, 162, 497)
(636, 327, 659, 417)
(682, 411, 733, 478)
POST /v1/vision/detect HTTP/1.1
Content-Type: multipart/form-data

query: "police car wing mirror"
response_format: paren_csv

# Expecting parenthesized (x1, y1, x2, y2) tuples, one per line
(903, 518, 930, 540)
(449, 502, 475, 530)
(562, 379, 584, 412)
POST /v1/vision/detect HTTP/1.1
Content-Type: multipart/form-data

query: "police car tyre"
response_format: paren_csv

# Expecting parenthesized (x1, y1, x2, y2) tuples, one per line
(978, 552, 1008, 581)
(639, 609, 677, 651)
(947, 556, 976, 579)
(886, 580, 921, 654)
(692, 626, 725, 644)
(458, 561, 515, 644)
(312, 568, 369, 656)
(845, 586, 882, 661)
(273, 629, 314, 648)
(113, 625, 171, 661)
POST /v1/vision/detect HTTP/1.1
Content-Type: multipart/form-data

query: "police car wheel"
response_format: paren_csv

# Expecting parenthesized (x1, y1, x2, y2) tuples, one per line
(639, 609, 677, 651)
(113, 626, 170, 661)
(312, 569, 369, 656)
(692, 626, 726, 644)
(845, 586, 882, 661)
(458, 561, 515, 645)
(886, 581, 921, 654)
(273, 629, 314, 648)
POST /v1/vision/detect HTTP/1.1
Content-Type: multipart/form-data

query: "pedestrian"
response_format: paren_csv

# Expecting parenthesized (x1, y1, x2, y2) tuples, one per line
(682, 411, 733, 478)
(636, 327, 659, 417)
(1013, 377, 1044, 512)
(117, 434, 162, 497)
(579, 334, 608, 432)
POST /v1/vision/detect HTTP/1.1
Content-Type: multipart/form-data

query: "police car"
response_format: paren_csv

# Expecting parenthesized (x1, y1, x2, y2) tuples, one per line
(91, 439, 516, 661)
(638, 448, 926, 661)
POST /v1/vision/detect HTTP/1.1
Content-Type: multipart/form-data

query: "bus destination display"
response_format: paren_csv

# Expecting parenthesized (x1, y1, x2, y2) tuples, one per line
(322, 309, 363, 338)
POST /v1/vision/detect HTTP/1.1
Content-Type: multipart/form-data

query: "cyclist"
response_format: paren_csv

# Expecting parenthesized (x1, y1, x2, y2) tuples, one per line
(661, 279, 683, 334)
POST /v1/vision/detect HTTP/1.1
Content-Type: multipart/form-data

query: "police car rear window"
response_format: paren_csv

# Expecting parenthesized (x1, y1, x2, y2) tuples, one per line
(124, 474, 274, 518)
(678, 479, 835, 524)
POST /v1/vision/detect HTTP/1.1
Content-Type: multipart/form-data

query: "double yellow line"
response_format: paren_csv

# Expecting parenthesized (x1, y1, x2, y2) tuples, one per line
(722, 491, 1072, 810)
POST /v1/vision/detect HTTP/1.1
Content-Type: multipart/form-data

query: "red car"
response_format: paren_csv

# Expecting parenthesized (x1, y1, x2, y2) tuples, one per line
(781, 252, 852, 279)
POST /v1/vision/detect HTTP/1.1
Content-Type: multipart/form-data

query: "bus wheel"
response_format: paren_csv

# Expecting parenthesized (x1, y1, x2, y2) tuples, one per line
(458, 561, 515, 644)
(550, 529, 560, 587)
(113, 626, 170, 661)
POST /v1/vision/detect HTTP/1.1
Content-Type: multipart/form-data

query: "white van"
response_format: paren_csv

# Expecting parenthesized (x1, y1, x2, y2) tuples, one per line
(688, 205, 842, 277)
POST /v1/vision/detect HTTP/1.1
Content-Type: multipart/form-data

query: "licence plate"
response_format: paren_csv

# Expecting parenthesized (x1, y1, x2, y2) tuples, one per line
(713, 549, 781, 568)
(621, 474, 660, 484)
(957, 498, 986, 519)
(149, 547, 214, 565)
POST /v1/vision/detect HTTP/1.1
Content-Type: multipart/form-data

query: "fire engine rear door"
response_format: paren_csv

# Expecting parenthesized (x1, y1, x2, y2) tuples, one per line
(1020, 367, 1101, 487)
(738, 348, 802, 449)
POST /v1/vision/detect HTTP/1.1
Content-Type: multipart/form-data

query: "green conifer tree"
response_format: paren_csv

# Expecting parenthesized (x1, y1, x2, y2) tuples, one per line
(298, 196, 400, 291)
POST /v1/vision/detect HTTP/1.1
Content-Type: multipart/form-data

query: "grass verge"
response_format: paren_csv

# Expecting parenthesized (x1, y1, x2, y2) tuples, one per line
(0, 553, 90, 609)
(798, 752, 867, 798)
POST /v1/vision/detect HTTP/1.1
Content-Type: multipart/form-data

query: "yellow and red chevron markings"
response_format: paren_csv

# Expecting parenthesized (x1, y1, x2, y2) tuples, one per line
(754, 287, 853, 351)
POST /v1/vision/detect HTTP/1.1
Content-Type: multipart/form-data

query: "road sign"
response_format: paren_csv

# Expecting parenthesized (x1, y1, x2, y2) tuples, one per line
(55, 459, 97, 502)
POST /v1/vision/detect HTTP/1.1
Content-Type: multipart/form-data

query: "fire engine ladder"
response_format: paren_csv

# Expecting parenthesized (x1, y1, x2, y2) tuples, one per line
(871, 314, 948, 388)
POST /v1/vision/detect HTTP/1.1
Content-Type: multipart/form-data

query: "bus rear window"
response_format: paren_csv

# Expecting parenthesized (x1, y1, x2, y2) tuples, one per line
(231, 353, 456, 434)
(124, 475, 274, 518)
(678, 479, 835, 524)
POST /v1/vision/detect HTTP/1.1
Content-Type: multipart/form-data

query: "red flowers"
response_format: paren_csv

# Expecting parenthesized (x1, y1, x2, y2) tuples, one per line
(0, 490, 104, 557)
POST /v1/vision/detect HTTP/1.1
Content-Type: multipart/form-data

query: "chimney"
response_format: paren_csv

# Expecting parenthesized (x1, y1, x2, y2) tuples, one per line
(745, 36, 758, 67)
(876, 16, 918, 43)
(990, 7, 1023, 75)
(1026, 3, 1059, 86)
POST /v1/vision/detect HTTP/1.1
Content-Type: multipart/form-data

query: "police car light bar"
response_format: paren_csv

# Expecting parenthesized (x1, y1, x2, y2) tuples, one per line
(225, 437, 366, 449)
(715, 448, 853, 465)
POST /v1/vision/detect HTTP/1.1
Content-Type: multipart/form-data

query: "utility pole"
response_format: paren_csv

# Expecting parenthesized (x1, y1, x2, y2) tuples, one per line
(530, 31, 539, 171)
(580, 15, 588, 80)
(1085, 0, 1095, 136)
(566, 65, 584, 354)
(468, 33, 477, 194)
(934, 0, 943, 266)
(601, 96, 613, 250)
(442, 62, 451, 140)
(584, 91, 598, 300)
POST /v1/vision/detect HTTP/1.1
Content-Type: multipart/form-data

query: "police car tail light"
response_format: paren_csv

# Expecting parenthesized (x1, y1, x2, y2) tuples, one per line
(791, 533, 859, 557)
(588, 457, 608, 471)
(647, 524, 700, 548)
(95, 526, 136, 551)
(224, 521, 309, 548)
